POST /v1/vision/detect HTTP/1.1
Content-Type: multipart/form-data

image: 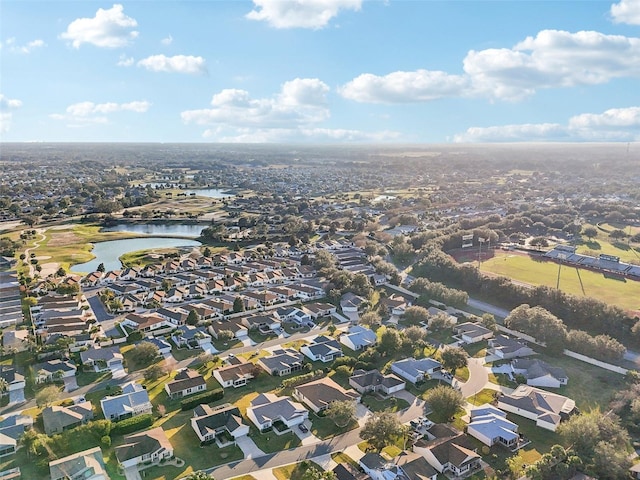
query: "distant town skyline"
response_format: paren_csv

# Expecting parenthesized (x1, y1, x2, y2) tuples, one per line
(1, 0, 639, 143)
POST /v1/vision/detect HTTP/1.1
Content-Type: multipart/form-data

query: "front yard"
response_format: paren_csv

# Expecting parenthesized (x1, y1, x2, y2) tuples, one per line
(361, 393, 410, 413)
(309, 412, 358, 439)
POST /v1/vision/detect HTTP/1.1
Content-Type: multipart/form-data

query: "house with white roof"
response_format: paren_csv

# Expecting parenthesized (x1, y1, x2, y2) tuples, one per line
(391, 357, 442, 384)
(247, 393, 309, 432)
(340, 325, 377, 351)
(466, 404, 520, 448)
(497, 385, 576, 431)
(100, 381, 152, 422)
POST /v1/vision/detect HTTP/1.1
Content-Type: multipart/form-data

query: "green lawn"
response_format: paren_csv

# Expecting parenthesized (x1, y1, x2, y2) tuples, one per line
(361, 393, 410, 413)
(455, 366, 470, 382)
(249, 427, 301, 453)
(273, 461, 324, 480)
(331, 452, 359, 469)
(462, 341, 488, 358)
(427, 328, 455, 345)
(467, 388, 498, 406)
(309, 412, 358, 439)
(76, 370, 111, 387)
(480, 250, 640, 311)
(576, 223, 640, 263)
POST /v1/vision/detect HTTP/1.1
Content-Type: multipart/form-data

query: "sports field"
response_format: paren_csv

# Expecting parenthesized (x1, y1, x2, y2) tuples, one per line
(479, 250, 640, 312)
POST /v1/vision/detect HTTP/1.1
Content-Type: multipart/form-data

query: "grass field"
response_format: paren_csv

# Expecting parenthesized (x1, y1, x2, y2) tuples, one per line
(479, 250, 640, 311)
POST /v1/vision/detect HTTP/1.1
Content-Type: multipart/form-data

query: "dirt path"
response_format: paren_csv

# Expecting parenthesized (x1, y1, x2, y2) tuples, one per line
(23, 229, 47, 277)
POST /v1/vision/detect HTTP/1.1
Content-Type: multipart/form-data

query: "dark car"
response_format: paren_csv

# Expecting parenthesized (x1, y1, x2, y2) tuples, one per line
(298, 423, 309, 433)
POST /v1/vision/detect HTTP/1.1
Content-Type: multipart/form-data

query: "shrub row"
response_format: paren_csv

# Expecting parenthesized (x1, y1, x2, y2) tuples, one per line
(112, 413, 154, 435)
(180, 388, 224, 411)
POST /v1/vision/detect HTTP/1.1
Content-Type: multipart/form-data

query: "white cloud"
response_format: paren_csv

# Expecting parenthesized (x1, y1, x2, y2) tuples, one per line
(60, 4, 138, 48)
(246, 0, 362, 29)
(181, 78, 330, 128)
(611, 0, 640, 25)
(137, 54, 207, 75)
(50, 100, 150, 126)
(161, 35, 173, 45)
(341, 29, 640, 103)
(340, 70, 469, 103)
(1, 37, 46, 54)
(454, 106, 640, 142)
(117, 54, 134, 67)
(183, 78, 397, 142)
(0, 94, 22, 133)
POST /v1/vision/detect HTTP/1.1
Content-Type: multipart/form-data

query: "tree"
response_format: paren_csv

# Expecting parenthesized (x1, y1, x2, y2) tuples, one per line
(403, 325, 429, 347)
(402, 306, 430, 325)
(591, 440, 632, 479)
(583, 226, 598, 239)
(186, 309, 199, 326)
(558, 410, 630, 460)
(144, 364, 166, 382)
(131, 341, 160, 367)
(20, 429, 45, 457)
(360, 411, 407, 451)
(359, 311, 381, 328)
(377, 328, 401, 356)
(203, 246, 212, 257)
(609, 229, 626, 240)
(233, 296, 245, 313)
(0, 378, 8, 397)
(97, 262, 106, 273)
(440, 346, 468, 375)
(56, 266, 67, 277)
(36, 385, 61, 407)
(325, 400, 356, 427)
(429, 312, 452, 331)
(423, 385, 464, 422)
(217, 330, 235, 342)
(481, 313, 497, 331)
(301, 466, 337, 480)
(184, 472, 215, 480)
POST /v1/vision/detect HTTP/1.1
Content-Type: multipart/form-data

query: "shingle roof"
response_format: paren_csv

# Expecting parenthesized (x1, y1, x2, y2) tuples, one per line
(115, 427, 172, 463)
(192, 404, 245, 438)
(248, 393, 308, 424)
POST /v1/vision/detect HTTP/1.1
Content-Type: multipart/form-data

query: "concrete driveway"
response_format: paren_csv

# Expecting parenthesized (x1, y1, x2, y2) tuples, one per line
(123, 466, 141, 480)
(63, 376, 78, 392)
(355, 403, 372, 427)
(294, 420, 321, 446)
(236, 435, 266, 459)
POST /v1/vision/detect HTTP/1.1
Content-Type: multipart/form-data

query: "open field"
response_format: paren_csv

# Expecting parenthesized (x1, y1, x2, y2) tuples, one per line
(575, 223, 640, 263)
(478, 250, 640, 311)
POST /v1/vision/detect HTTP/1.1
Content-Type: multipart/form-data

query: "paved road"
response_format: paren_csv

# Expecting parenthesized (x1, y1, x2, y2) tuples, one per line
(459, 357, 489, 398)
(466, 297, 510, 319)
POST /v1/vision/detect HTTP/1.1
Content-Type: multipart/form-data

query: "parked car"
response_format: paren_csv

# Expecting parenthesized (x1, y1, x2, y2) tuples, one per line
(298, 423, 309, 433)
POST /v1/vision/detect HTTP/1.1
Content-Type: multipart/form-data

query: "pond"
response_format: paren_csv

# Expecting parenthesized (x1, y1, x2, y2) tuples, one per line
(71, 237, 201, 273)
(102, 223, 205, 238)
(184, 188, 235, 199)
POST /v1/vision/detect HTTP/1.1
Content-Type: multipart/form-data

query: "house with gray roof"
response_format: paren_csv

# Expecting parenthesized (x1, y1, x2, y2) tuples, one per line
(212, 358, 256, 388)
(115, 427, 173, 469)
(454, 322, 494, 344)
(80, 346, 124, 375)
(100, 381, 152, 421)
(340, 325, 377, 351)
(247, 393, 308, 432)
(49, 446, 108, 480)
(511, 358, 568, 388)
(2, 329, 29, 353)
(294, 377, 360, 414)
(164, 369, 206, 399)
(487, 335, 535, 360)
(257, 348, 305, 377)
(42, 401, 94, 435)
(413, 431, 481, 477)
(497, 385, 576, 431)
(0, 366, 25, 404)
(349, 369, 405, 396)
(300, 335, 343, 363)
(190, 403, 249, 445)
(33, 359, 77, 384)
(340, 292, 366, 314)
(0, 414, 33, 458)
(391, 357, 442, 384)
(467, 404, 519, 448)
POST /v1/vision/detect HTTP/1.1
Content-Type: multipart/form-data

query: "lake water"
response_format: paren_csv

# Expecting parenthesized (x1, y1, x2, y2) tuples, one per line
(71, 237, 201, 273)
(185, 188, 234, 199)
(102, 223, 204, 238)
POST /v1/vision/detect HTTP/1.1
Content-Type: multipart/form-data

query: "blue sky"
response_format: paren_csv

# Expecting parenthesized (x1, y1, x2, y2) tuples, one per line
(1, 0, 639, 143)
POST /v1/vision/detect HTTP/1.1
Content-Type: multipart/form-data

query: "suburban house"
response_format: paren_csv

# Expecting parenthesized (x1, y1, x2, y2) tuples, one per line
(396, 451, 439, 480)
(209, 319, 248, 339)
(511, 358, 568, 388)
(293, 377, 360, 414)
(340, 292, 366, 314)
(454, 322, 494, 344)
(0, 414, 33, 458)
(164, 369, 207, 400)
(49, 447, 108, 480)
(466, 404, 520, 448)
(413, 429, 481, 477)
(212, 358, 256, 388)
(0, 433, 17, 458)
(303, 302, 337, 320)
(80, 347, 124, 375)
(171, 326, 213, 350)
(300, 335, 343, 363)
(121, 313, 171, 334)
(257, 348, 306, 377)
(381, 294, 412, 316)
(487, 335, 536, 360)
(1, 329, 29, 353)
(497, 385, 576, 431)
(115, 427, 173, 469)
(100, 381, 153, 422)
(391, 357, 442, 384)
(240, 314, 281, 334)
(190, 403, 249, 445)
(0, 366, 26, 403)
(42, 401, 94, 435)
(32, 359, 77, 384)
(359, 451, 438, 480)
(275, 307, 313, 326)
(246, 393, 309, 432)
(340, 325, 377, 351)
(349, 369, 406, 396)
(144, 337, 172, 356)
